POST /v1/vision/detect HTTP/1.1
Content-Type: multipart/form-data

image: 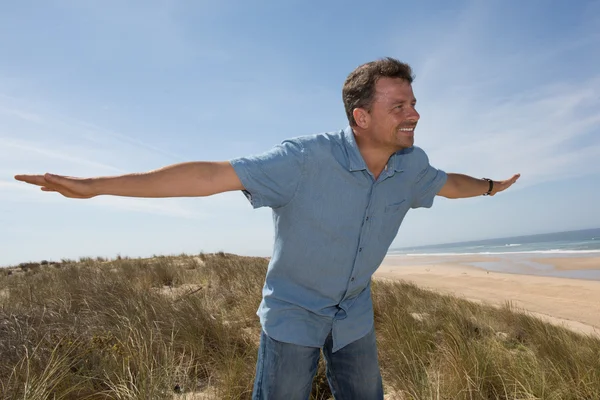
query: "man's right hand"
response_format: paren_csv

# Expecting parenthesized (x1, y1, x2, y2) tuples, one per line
(14, 161, 245, 199)
(14, 174, 97, 199)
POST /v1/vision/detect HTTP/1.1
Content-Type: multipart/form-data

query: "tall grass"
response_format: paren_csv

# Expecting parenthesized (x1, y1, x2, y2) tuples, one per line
(373, 280, 600, 399)
(1, 255, 599, 399)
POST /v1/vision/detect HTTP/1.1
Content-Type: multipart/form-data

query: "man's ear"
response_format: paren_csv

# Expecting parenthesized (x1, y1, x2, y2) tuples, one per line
(352, 107, 370, 129)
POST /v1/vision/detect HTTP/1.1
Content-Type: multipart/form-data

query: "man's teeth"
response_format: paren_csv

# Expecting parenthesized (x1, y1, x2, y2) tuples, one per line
(399, 127, 414, 131)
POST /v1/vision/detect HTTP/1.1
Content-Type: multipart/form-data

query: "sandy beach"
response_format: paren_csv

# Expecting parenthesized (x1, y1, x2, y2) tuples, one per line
(375, 254, 600, 336)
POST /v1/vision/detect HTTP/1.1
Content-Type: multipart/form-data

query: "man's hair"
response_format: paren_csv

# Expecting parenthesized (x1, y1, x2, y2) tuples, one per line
(342, 57, 414, 126)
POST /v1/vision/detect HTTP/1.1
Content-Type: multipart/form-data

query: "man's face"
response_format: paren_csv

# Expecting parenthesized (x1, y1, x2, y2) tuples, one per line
(366, 77, 420, 151)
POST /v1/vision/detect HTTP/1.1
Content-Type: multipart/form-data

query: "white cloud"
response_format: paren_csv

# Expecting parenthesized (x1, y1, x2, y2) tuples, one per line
(0, 137, 123, 173)
(405, 2, 600, 189)
(0, 180, 29, 191)
(0, 96, 232, 220)
(420, 77, 600, 183)
(0, 97, 186, 163)
(0, 105, 43, 123)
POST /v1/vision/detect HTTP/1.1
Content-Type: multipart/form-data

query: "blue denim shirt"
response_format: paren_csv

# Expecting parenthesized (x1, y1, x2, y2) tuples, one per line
(230, 127, 447, 352)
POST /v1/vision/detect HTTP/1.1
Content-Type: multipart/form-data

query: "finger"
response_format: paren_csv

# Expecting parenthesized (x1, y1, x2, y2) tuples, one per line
(44, 173, 67, 184)
(14, 174, 49, 186)
(496, 174, 520, 193)
(41, 187, 57, 192)
(502, 174, 520, 186)
(44, 173, 85, 189)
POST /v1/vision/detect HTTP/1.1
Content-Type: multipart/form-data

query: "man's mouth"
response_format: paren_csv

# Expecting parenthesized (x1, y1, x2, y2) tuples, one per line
(398, 126, 416, 133)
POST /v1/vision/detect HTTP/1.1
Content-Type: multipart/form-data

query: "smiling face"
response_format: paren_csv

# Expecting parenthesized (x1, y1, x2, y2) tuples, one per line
(354, 77, 420, 152)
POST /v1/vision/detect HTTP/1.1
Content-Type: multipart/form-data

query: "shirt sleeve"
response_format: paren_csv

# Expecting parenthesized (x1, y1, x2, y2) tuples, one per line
(229, 139, 306, 209)
(411, 148, 447, 209)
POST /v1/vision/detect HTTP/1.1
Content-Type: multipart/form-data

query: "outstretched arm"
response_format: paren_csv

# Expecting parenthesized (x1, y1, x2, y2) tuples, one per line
(14, 161, 244, 199)
(437, 173, 520, 199)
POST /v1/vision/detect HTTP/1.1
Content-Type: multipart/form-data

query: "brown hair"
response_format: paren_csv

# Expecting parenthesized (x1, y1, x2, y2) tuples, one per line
(342, 57, 414, 126)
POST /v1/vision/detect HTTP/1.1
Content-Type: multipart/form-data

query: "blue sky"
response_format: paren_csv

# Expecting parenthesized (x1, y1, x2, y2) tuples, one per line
(1, 0, 599, 266)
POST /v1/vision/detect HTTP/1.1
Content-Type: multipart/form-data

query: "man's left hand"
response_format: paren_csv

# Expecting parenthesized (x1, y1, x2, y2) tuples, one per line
(438, 173, 521, 199)
(489, 173, 521, 196)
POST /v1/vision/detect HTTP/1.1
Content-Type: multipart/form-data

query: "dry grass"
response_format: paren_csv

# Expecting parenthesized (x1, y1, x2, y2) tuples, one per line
(1, 254, 599, 399)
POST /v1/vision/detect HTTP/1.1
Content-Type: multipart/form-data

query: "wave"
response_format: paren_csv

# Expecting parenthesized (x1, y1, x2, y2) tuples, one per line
(505, 243, 521, 247)
(396, 249, 600, 256)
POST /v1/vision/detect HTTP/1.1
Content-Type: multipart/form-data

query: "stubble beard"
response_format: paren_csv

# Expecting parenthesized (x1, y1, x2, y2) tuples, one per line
(394, 130, 415, 151)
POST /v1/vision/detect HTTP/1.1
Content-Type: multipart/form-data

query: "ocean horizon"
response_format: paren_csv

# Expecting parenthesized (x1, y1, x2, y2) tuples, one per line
(388, 227, 600, 281)
(389, 227, 600, 257)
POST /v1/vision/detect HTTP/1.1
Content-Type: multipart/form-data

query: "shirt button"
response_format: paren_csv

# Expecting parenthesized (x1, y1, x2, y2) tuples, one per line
(359, 247, 362, 252)
(351, 277, 355, 281)
(366, 216, 369, 221)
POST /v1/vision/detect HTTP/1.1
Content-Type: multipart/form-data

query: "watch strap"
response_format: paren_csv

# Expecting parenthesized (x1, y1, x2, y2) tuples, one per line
(482, 178, 493, 196)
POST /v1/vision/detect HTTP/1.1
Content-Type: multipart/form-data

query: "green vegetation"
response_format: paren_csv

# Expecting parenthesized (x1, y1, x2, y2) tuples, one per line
(1, 254, 599, 399)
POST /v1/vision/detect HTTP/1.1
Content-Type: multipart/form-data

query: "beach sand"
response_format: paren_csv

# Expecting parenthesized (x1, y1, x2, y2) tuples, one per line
(375, 255, 600, 336)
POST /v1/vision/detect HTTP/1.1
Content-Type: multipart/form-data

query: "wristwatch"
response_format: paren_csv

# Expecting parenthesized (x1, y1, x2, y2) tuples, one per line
(482, 178, 493, 196)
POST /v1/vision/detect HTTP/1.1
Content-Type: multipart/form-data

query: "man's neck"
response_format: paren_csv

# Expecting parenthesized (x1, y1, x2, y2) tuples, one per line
(353, 133, 394, 180)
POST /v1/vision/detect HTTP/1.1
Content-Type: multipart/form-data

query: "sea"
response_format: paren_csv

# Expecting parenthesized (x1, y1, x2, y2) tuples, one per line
(388, 228, 600, 280)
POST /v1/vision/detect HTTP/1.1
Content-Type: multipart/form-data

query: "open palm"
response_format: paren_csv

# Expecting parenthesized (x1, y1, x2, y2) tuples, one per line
(14, 174, 97, 199)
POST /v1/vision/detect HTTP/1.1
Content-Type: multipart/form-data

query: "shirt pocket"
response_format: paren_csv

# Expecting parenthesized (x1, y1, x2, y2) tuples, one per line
(385, 199, 408, 213)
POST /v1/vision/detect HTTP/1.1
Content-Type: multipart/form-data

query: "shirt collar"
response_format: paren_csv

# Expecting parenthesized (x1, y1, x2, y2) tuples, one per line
(391, 147, 412, 172)
(343, 126, 411, 173)
(343, 126, 368, 172)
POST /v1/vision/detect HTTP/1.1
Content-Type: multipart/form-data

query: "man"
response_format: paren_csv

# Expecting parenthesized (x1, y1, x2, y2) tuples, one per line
(15, 57, 519, 399)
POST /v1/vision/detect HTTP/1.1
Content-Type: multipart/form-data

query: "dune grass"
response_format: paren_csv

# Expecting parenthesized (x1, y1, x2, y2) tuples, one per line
(1, 254, 599, 399)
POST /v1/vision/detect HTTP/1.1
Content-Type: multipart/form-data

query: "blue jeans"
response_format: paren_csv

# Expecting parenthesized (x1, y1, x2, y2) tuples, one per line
(252, 327, 383, 400)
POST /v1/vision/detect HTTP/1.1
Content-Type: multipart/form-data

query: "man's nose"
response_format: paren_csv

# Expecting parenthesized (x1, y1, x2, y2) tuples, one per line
(408, 107, 420, 121)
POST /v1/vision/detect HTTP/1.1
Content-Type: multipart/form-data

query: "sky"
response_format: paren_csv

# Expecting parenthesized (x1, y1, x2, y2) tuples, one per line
(1, 0, 600, 266)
